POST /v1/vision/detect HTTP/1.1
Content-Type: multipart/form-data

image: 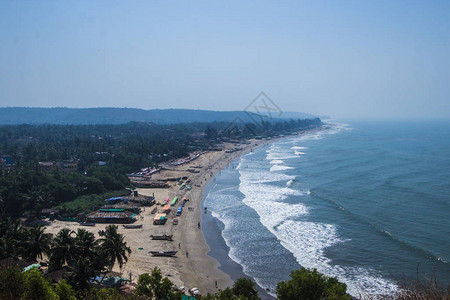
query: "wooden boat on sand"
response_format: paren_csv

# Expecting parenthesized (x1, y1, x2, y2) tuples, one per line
(149, 251, 177, 257)
(150, 234, 173, 241)
(123, 224, 143, 229)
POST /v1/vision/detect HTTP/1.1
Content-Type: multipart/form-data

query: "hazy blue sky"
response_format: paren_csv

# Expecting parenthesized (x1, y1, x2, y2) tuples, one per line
(1, 1, 449, 120)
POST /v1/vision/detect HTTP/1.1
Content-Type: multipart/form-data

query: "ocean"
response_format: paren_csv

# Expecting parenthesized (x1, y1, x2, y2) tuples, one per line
(202, 121, 450, 298)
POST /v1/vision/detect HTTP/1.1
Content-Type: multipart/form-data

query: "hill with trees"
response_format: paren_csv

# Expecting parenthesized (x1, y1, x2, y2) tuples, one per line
(0, 107, 317, 125)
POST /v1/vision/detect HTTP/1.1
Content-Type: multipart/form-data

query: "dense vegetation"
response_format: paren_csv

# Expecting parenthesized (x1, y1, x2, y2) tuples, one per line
(0, 220, 131, 297)
(0, 119, 321, 217)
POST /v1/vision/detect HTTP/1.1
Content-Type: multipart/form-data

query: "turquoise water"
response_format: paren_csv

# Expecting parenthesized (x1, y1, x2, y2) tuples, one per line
(203, 121, 450, 297)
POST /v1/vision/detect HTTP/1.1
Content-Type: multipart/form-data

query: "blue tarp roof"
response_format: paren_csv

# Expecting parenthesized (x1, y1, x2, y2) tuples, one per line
(107, 197, 126, 201)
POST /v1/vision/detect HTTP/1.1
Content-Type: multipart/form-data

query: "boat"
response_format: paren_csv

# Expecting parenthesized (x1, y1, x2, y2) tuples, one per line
(79, 222, 95, 226)
(150, 234, 173, 241)
(123, 224, 143, 229)
(149, 251, 177, 257)
(151, 207, 158, 214)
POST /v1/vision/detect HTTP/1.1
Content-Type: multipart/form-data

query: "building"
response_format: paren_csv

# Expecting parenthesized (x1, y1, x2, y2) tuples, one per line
(38, 160, 79, 172)
(85, 210, 137, 224)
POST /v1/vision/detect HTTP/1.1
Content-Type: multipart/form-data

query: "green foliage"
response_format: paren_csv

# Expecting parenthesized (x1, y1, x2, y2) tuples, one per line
(0, 215, 24, 258)
(231, 278, 260, 300)
(98, 225, 132, 272)
(22, 267, 58, 300)
(276, 268, 351, 300)
(54, 190, 128, 216)
(135, 267, 178, 300)
(203, 277, 261, 300)
(54, 280, 77, 300)
(0, 267, 24, 300)
(67, 256, 97, 291)
(49, 228, 76, 271)
(86, 288, 126, 300)
(21, 225, 53, 262)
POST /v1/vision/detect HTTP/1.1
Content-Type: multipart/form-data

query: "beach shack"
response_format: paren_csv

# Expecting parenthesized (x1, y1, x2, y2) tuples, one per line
(102, 203, 140, 214)
(86, 209, 136, 224)
(153, 213, 167, 225)
(171, 196, 178, 206)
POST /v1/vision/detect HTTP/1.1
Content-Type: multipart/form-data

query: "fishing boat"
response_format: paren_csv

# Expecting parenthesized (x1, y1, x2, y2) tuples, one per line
(150, 234, 173, 241)
(123, 224, 143, 229)
(79, 222, 95, 226)
(149, 251, 177, 257)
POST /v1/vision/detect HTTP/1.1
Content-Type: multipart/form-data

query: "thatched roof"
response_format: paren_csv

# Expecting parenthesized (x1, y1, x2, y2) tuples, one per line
(0, 257, 34, 269)
(46, 266, 70, 283)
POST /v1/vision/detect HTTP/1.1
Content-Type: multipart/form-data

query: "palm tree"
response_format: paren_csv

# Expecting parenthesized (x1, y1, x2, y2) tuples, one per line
(21, 224, 52, 262)
(74, 228, 98, 258)
(0, 215, 24, 259)
(49, 228, 76, 271)
(98, 225, 131, 272)
(67, 256, 96, 290)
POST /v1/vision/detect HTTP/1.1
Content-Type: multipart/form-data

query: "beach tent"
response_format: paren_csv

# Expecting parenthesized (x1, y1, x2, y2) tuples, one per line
(99, 276, 130, 288)
(23, 263, 41, 272)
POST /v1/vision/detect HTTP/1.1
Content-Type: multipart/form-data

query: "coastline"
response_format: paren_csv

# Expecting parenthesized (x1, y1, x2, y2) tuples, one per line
(201, 164, 276, 300)
(44, 128, 322, 296)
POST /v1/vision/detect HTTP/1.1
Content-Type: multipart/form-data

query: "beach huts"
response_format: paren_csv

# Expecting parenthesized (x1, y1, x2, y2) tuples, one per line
(102, 203, 140, 214)
(85, 209, 137, 224)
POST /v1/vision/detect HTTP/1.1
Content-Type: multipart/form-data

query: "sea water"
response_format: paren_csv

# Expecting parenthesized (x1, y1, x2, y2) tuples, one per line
(203, 121, 450, 297)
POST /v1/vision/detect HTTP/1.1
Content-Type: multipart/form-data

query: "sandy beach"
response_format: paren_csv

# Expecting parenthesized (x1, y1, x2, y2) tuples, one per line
(44, 136, 284, 295)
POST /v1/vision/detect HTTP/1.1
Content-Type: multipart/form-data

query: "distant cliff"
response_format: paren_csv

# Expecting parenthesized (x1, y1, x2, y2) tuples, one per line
(0, 107, 317, 125)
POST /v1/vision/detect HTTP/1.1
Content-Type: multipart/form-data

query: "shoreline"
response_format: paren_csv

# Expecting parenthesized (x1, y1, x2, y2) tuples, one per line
(44, 128, 323, 296)
(201, 158, 276, 300)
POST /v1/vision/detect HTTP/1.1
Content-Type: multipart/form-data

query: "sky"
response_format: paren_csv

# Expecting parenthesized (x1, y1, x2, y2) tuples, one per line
(1, 1, 449, 120)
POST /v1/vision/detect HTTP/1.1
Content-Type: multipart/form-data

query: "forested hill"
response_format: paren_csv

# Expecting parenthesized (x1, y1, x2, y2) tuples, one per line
(0, 107, 316, 125)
